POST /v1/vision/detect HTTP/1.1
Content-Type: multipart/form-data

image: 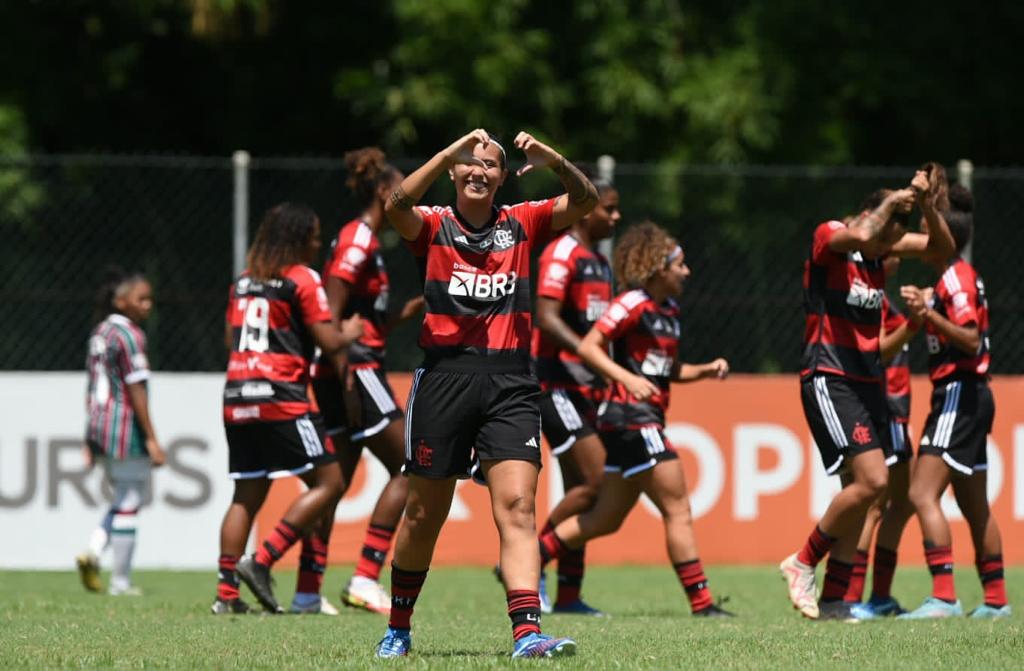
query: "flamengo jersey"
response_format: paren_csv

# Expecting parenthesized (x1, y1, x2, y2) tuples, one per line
(408, 200, 555, 370)
(319, 218, 389, 370)
(86, 313, 150, 460)
(882, 295, 911, 421)
(596, 289, 680, 429)
(224, 265, 332, 424)
(802, 221, 886, 382)
(532, 232, 613, 395)
(926, 258, 990, 381)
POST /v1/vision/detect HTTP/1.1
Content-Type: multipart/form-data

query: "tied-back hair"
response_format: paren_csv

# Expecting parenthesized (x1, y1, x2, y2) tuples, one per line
(858, 189, 910, 227)
(247, 202, 319, 282)
(93, 265, 146, 325)
(344, 147, 399, 208)
(946, 184, 975, 252)
(612, 221, 678, 291)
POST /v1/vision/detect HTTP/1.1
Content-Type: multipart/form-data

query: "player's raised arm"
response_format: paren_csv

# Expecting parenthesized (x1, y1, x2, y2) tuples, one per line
(830, 189, 916, 253)
(513, 132, 597, 232)
(891, 168, 956, 261)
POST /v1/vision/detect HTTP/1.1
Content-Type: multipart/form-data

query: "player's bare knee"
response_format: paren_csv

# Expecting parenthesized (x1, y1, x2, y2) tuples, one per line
(497, 494, 536, 532)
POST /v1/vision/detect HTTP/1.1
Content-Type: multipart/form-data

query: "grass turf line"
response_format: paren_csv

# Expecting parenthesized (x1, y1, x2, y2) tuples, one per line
(2, 566, 1022, 669)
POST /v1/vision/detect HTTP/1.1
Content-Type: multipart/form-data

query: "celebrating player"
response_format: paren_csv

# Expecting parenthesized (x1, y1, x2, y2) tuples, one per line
(530, 174, 619, 615)
(536, 222, 734, 617)
(374, 129, 596, 659)
(781, 169, 954, 621)
(77, 268, 164, 596)
(212, 203, 361, 615)
(898, 185, 1010, 619)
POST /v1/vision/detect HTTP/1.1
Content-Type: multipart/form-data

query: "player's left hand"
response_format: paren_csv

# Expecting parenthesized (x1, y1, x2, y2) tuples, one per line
(708, 358, 730, 380)
(900, 285, 930, 320)
(82, 443, 95, 470)
(514, 132, 560, 177)
(146, 438, 166, 467)
(911, 170, 929, 196)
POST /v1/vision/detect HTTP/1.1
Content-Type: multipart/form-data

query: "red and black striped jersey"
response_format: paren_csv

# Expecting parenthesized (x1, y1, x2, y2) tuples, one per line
(926, 258, 990, 381)
(881, 295, 911, 422)
(407, 200, 555, 372)
(595, 289, 680, 429)
(531, 232, 613, 396)
(802, 221, 886, 382)
(318, 218, 389, 371)
(223, 265, 331, 424)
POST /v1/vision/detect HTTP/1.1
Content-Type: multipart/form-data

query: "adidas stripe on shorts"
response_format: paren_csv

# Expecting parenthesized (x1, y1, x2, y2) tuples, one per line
(800, 374, 893, 475)
(918, 376, 994, 475)
(538, 388, 599, 456)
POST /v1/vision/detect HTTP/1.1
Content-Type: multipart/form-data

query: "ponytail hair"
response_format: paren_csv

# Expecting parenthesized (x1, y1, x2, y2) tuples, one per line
(344, 147, 399, 208)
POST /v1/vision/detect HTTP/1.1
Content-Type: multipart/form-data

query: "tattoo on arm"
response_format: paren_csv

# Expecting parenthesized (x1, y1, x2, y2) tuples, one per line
(553, 156, 598, 208)
(389, 186, 415, 211)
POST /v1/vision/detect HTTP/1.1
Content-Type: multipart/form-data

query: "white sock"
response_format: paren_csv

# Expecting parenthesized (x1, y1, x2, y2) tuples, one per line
(109, 512, 137, 589)
(87, 521, 110, 559)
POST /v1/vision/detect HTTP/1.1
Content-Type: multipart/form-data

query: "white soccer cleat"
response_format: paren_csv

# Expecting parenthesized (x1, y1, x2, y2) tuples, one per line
(341, 575, 391, 615)
(289, 595, 339, 615)
(108, 583, 143, 597)
(780, 553, 819, 619)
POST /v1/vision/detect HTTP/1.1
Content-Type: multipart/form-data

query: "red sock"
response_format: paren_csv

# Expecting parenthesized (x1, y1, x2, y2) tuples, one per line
(820, 558, 853, 602)
(295, 534, 328, 594)
(674, 559, 713, 613)
(538, 528, 569, 567)
(388, 564, 427, 630)
(870, 546, 898, 600)
(844, 550, 869, 602)
(507, 590, 542, 641)
(354, 524, 395, 581)
(254, 520, 301, 568)
(217, 554, 240, 601)
(925, 545, 956, 602)
(976, 554, 1007, 607)
(797, 526, 834, 568)
(556, 547, 585, 606)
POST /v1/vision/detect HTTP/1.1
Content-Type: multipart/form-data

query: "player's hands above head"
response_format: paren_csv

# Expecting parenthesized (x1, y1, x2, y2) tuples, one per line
(146, 438, 166, 467)
(887, 188, 916, 213)
(514, 132, 560, 177)
(442, 129, 490, 169)
(911, 170, 930, 196)
(624, 373, 659, 402)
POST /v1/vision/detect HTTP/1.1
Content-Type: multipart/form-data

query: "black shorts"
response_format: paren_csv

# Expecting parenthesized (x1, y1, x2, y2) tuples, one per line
(405, 368, 542, 479)
(538, 388, 599, 456)
(225, 414, 334, 480)
(312, 368, 403, 442)
(919, 377, 994, 475)
(602, 427, 678, 479)
(888, 419, 913, 465)
(800, 374, 892, 475)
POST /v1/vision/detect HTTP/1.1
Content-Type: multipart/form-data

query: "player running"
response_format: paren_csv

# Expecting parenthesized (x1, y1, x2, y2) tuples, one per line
(530, 174, 619, 615)
(898, 186, 1010, 620)
(536, 222, 734, 618)
(212, 203, 362, 615)
(77, 268, 165, 596)
(781, 169, 954, 621)
(374, 129, 596, 659)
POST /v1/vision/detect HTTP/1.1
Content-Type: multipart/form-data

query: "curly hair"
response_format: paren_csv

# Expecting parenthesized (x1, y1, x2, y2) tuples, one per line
(344, 147, 399, 208)
(612, 221, 679, 291)
(247, 202, 319, 281)
(93, 265, 147, 324)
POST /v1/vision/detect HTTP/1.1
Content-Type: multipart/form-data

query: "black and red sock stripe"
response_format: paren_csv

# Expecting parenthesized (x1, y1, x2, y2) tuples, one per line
(507, 590, 542, 641)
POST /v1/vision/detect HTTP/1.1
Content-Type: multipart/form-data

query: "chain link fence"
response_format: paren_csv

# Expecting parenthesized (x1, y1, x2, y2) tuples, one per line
(2, 155, 1021, 374)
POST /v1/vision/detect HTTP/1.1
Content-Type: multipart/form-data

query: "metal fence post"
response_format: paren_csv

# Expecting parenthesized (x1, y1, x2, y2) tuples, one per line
(232, 150, 251, 278)
(957, 158, 974, 263)
(596, 154, 616, 259)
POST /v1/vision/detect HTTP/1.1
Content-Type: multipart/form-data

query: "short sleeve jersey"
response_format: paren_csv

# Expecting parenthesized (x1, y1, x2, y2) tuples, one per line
(407, 199, 555, 370)
(595, 289, 680, 430)
(223, 265, 332, 424)
(802, 221, 886, 382)
(86, 313, 151, 459)
(926, 258, 990, 381)
(531, 232, 613, 396)
(881, 295, 911, 421)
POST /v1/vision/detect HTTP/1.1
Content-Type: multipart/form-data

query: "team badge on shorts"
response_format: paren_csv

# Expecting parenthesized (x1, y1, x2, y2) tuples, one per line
(415, 440, 433, 467)
(851, 423, 872, 446)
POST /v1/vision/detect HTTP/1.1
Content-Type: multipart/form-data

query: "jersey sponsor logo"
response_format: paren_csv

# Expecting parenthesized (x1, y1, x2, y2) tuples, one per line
(493, 228, 515, 250)
(640, 350, 673, 377)
(342, 246, 367, 269)
(231, 406, 260, 420)
(851, 422, 872, 446)
(585, 295, 609, 322)
(448, 269, 518, 300)
(846, 278, 883, 310)
(239, 382, 273, 398)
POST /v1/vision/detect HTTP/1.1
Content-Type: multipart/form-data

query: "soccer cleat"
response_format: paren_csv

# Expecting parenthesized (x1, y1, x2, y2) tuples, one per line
(816, 600, 860, 623)
(341, 575, 390, 615)
(236, 555, 282, 613)
(968, 604, 1012, 619)
(211, 597, 251, 615)
(290, 595, 339, 615)
(849, 602, 877, 621)
(108, 584, 143, 597)
(511, 633, 577, 659)
(780, 553, 819, 619)
(538, 572, 553, 614)
(375, 627, 412, 658)
(853, 596, 905, 619)
(75, 553, 103, 593)
(694, 599, 735, 618)
(897, 597, 963, 619)
(553, 599, 607, 617)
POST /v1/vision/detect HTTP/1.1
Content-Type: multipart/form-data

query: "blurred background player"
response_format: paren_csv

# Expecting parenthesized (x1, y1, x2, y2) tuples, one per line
(782, 168, 954, 621)
(303, 147, 423, 616)
(77, 268, 165, 596)
(374, 129, 595, 659)
(537, 222, 733, 617)
(529, 172, 619, 615)
(898, 185, 1010, 620)
(213, 203, 361, 614)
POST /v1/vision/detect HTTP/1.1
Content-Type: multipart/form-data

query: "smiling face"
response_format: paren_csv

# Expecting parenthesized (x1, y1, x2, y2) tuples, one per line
(650, 248, 690, 298)
(450, 142, 507, 208)
(584, 188, 621, 240)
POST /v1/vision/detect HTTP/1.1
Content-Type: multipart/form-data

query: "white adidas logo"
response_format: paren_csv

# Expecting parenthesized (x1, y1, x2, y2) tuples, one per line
(525, 437, 539, 448)
(455, 235, 468, 245)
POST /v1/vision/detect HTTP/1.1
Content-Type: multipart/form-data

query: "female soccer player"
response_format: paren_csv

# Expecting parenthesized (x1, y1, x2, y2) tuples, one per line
(212, 203, 362, 615)
(375, 129, 596, 659)
(77, 268, 165, 596)
(898, 186, 1010, 619)
(531, 176, 618, 615)
(536, 222, 734, 617)
(298, 147, 423, 616)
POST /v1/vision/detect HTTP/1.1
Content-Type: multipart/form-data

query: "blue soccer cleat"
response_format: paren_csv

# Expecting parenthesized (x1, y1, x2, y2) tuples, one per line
(968, 604, 1012, 619)
(849, 602, 877, 621)
(865, 596, 906, 617)
(897, 597, 963, 619)
(553, 599, 607, 617)
(538, 572, 552, 614)
(375, 627, 412, 658)
(511, 633, 577, 659)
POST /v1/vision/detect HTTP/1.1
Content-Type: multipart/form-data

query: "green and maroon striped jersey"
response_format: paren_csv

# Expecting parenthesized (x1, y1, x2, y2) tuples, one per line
(85, 313, 149, 459)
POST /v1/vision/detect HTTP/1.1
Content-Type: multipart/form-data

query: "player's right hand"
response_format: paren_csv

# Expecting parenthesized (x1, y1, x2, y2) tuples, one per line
(442, 129, 490, 168)
(340, 315, 364, 344)
(146, 438, 166, 467)
(82, 444, 95, 471)
(624, 373, 659, 401)
(887, 188, 916, 213)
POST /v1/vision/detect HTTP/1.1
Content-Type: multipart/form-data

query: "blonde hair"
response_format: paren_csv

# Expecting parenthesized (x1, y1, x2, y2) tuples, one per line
(612, 221, 679, 291)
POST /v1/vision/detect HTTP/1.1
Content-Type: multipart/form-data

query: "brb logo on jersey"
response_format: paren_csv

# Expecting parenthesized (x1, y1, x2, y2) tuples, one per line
(846, 278, 883, 310)
(448, 264, 517, 300)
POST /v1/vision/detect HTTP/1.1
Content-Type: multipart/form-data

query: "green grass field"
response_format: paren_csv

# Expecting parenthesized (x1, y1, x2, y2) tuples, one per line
(2, 565, 1022, 669)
